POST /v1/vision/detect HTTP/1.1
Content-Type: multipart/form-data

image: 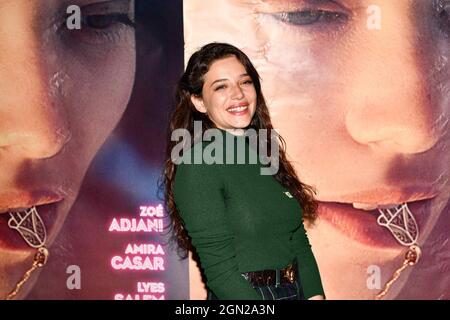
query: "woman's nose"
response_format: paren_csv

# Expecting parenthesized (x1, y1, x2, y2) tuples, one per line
(230, 84, 245, 100)
(0, 11, 70, 159)
(344, 13, 443, 154)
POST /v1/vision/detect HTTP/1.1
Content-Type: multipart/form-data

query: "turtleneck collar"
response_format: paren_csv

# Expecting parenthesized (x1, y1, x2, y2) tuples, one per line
(217, 127, 248, 138)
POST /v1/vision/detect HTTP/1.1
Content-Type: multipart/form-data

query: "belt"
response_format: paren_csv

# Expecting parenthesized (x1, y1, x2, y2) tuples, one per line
(241, 261, 298, 287)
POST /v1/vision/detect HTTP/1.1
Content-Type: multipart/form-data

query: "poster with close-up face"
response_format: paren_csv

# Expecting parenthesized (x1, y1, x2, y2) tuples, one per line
(184, 0, 450, 300)
(0, 0, 188, 300)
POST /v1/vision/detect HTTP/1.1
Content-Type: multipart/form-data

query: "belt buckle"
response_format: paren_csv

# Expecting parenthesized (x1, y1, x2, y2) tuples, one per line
(285, 264, 295, 283)
(265, 275, 272, 286)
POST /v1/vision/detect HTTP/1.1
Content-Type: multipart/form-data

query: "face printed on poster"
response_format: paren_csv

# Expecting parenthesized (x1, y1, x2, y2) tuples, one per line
(184, 0, 450, 299)
(1, 0, 187, 300)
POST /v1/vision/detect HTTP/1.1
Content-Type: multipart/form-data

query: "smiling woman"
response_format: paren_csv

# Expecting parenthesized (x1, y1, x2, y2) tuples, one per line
(184, 0, 450, 299)
(165, 43, 325, 300)
(0, 0, 135, 299)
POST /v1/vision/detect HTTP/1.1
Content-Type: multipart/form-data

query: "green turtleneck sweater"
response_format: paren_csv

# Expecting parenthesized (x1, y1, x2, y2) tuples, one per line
(173, 128, 325, 300)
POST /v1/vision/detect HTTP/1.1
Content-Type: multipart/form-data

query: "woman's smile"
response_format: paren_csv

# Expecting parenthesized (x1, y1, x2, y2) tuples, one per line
(226, 102, 250, 115)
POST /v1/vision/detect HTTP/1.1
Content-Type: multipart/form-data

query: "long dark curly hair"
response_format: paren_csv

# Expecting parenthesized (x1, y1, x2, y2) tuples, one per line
(162, 42, 319, 258)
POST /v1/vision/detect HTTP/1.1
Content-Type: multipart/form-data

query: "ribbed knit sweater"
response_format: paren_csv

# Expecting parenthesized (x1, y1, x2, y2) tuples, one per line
(173, 128, 325, 299)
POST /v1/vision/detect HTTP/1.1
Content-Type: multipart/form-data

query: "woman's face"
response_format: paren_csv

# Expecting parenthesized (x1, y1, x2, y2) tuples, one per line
(185, 0, 450, 298)
(191, 56, 257, 131)
(0, 0, 135, 298)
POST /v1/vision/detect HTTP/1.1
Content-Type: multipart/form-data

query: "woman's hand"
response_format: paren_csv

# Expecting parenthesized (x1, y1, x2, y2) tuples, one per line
(308, 295, 325, 300)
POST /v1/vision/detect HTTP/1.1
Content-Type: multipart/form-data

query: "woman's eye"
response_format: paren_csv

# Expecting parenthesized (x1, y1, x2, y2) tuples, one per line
(82, 13, 135, 30)
(242, 80, 253, 85)
(62, 0, 135, 45)
(215, 85, 226, 91)
(272, 9, 349, 26)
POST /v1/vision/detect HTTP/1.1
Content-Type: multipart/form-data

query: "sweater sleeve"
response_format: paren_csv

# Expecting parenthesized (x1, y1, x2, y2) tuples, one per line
(173, 162, 260, 300)
(292, 216, 326, 299)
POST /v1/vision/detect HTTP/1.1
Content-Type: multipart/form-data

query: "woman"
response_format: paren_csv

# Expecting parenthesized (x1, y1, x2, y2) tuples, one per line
(183, 0, 450, 299)
(164, 42, 325, 300)
(0, 0, 136, 299)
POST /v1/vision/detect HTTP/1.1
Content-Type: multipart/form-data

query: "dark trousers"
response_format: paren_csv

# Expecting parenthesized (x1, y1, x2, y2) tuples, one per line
(207, 272, 305, 300)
